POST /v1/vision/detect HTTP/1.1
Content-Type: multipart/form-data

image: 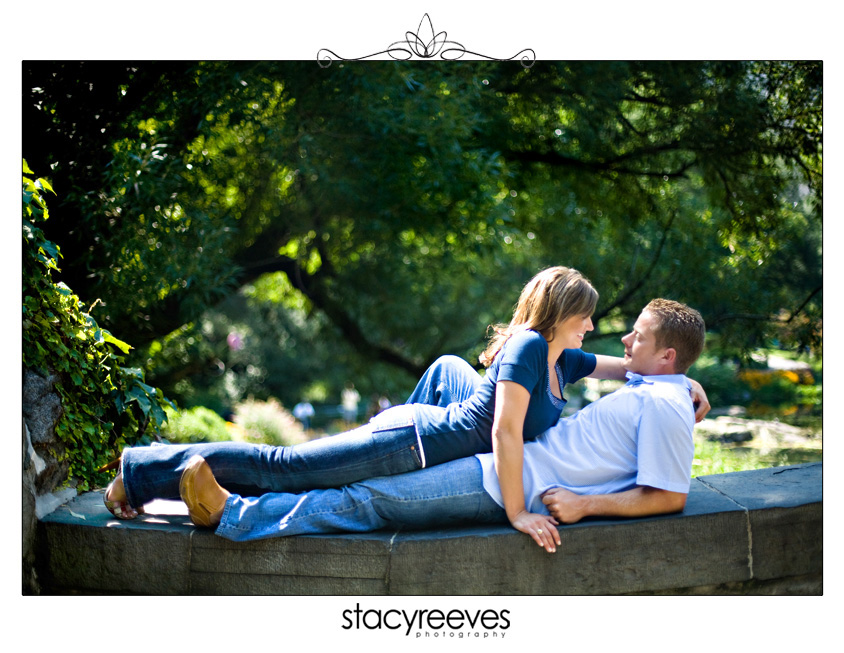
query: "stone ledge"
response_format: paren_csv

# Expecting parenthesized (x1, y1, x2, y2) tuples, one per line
(36, 463, 822, 595)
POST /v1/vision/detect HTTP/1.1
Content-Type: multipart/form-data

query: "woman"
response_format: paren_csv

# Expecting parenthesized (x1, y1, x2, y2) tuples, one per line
(104, 267, 709, 545)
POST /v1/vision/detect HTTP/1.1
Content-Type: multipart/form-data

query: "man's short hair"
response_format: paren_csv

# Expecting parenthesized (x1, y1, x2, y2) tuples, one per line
(644, 299, 706, 374)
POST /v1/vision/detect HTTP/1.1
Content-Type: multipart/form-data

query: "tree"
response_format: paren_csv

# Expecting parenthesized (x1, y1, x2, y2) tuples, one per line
(22, 60, 822, 403)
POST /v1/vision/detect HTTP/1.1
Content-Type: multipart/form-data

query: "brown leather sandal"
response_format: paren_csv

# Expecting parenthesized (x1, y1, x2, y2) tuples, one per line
(179, 455, 228, 528)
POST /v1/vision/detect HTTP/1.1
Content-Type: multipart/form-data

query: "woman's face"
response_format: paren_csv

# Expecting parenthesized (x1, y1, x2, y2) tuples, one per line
(555, 313, 594, 350)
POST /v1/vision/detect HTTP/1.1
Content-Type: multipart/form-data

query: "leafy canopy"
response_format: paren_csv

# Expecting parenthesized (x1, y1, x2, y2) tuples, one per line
(22, 61, 821, 407)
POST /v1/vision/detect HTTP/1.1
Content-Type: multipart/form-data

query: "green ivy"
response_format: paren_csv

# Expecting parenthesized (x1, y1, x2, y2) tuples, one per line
(22, 160, 174, 491)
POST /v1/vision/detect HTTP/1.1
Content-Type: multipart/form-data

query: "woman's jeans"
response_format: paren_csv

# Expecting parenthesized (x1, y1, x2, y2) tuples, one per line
(216, 456, 507, 542)
(405, 354, 482, 407)
(122, 356, 484, 509)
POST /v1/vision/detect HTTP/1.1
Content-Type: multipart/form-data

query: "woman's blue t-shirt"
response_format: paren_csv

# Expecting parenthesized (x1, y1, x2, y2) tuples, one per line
(411, 329, 597, 466)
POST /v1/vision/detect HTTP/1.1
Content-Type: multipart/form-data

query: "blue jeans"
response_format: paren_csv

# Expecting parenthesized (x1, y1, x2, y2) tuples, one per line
(216, 456, 507, 541)
(123, 407, 421, 507)
(405, 355, 483, 407)
(122, 356, 484, 509)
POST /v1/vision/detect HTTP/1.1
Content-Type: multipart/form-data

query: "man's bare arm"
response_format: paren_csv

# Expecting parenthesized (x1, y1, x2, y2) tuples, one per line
(541, 485, 687, 524)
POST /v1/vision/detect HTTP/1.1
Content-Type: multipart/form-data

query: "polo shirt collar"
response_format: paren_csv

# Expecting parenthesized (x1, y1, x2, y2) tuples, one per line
(625, 372, 691, 390)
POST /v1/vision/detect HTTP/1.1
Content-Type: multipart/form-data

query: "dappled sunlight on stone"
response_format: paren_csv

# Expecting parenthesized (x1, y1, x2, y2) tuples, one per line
(143, 499, 189, 516)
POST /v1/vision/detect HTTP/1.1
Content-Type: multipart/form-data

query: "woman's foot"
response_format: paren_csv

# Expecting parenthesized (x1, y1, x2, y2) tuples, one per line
(103, 472, 141, 520)
(179, 455, 230, 528)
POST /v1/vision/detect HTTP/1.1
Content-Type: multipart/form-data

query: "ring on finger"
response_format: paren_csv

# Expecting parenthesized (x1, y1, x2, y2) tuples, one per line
(537, 529, 543, 535)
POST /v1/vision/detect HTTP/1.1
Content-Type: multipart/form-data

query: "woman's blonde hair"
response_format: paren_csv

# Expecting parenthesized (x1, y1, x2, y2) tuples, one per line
(479, 266, 598, 367)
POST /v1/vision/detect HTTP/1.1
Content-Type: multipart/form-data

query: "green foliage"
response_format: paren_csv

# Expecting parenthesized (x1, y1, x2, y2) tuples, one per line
(23, 62, 821, 406)
(141, 279, 424, 412)
(795, 383, 822, 408)
(159, 405, 232, 444)
(688, 352, 821, 414)
(22, 162, 173, 490)
(691, 435, 821, 477)
(157, 398, 308, 446)
(745, 374, 802, 407)
(687, 355, 752, 407)
(230, 398, 309, 446)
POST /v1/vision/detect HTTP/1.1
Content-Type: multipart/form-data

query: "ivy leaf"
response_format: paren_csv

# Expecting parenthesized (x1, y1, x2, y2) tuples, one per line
(101, 329, 133, 354)
(23, 158, 174, 492)
(150, 401, 167, 426)
(128, 388, 153, 415)
(42, 240, 61, 260)
(36, 177, 56, 195)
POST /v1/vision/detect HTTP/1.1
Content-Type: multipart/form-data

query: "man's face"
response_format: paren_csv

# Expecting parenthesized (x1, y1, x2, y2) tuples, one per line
(621, 310, 670, 376)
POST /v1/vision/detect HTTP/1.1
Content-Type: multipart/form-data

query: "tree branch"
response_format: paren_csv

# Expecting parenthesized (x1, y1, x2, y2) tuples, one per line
(503, 147, 693, 179)
(236, 252, 429, 378)
(594, 209, 678, 321)
(706, 312, 775, 326)
(786, 285, 822, 323)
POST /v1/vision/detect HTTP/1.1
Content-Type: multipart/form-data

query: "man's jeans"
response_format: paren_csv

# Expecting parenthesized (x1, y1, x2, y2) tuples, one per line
(123, 356, 485, 509)
(216, 455, 507, 542)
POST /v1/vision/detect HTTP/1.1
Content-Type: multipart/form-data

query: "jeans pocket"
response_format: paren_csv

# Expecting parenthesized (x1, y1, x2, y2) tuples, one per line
(369, 405, 425, 471)
(369, 404, 414, 430)
(409, 443, 423, 468)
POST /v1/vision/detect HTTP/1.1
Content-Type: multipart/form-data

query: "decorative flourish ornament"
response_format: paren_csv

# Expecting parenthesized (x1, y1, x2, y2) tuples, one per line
(318, 14, 535, 68)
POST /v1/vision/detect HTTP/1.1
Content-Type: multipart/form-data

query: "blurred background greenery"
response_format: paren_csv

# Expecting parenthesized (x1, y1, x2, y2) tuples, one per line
(23, 61, 821, 474)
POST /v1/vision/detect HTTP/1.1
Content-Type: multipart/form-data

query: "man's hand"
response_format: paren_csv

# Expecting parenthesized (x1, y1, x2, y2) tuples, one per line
(542, 485, 688, 523)
(688, 378, 711, 422)
(541, 487, 586, 524)
(509, 510, 561, 553)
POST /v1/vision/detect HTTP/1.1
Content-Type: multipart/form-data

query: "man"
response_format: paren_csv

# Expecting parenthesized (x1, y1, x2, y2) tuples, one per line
(180, 299, 705, 553)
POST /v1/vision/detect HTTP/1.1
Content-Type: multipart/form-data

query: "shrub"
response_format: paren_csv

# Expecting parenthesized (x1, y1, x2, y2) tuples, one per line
(231, 398, 309, 446)
(743, 373, 801, 407)
(688, 355, 751, 407)
(159, 406, 232, 443)
(22, 161, 174, 490)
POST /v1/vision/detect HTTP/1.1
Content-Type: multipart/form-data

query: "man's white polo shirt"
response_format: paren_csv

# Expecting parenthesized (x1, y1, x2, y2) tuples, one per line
(476, 373, 696, 514)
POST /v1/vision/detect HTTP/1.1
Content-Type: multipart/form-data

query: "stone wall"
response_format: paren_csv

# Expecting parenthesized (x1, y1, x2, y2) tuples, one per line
(22, 420, 38, 595)
(36, 463, 821, 595)
(23, 369, 68, 493)
(22, 368, 77, 595)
